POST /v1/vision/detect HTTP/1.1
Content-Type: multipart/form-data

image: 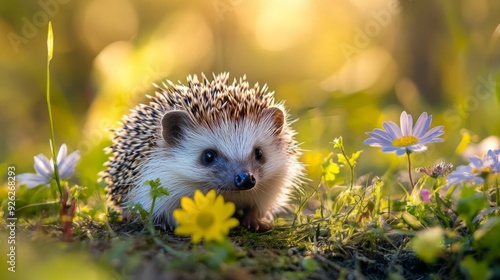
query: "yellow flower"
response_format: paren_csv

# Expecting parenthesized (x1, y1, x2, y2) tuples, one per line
(173, 189, 239, 243)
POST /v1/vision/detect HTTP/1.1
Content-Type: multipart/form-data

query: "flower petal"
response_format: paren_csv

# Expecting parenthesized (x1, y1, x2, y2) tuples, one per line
(227, 217, 240, 229)
(206, 189, 217, 201)
(400, 111, 413, 136)
(57, 143, 68, 166)
(446, 163, 485, 186)
(395, 148, 408, 156)
(17, 173, 50, 188)
(58, 150, 80, 179)
(33, 154, 53, 179)
(469, 157, 483, 169)
(193, 190, 208, 208)
(407, 144, 427, 153)
(364, 139, 383, 147)
(419, 126, 444, 143)
(180, 196, 198, 212)
(381, 146, 407, 156)
(365, 131, 394, 146)
(381, 146, 400, 152)
(383, 121, 403, 139)
(220, 198, 237, 219)
(412, 112, 431, 138)
(371, 128, 395, 142)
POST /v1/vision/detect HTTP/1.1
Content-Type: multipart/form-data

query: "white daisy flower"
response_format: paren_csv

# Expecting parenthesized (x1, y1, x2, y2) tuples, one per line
(17, 143, 80, 188)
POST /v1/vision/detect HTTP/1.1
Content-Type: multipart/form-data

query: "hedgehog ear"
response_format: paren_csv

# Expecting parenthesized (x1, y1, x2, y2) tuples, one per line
(161, 110, 194, 147)
(262, 107, 285, 135)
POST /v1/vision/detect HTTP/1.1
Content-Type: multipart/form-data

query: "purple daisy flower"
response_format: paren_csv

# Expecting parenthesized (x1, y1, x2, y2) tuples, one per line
(446, 149, 500, 186)
(364, 111, 444, 156)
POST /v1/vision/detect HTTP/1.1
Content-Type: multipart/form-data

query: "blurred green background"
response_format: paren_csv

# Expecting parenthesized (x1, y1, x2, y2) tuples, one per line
(1, 0, 499, 186)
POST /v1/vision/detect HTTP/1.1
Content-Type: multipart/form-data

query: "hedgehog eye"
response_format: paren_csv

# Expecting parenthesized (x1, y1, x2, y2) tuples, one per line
(202, 149, 217, 165)
(255, 147, 263, 161)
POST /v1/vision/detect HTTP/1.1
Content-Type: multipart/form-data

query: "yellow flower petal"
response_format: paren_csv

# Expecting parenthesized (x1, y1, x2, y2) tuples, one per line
(173, 209, 189, 224)
(174, 225, 192, 235)
(206, 189, 217, 201)
(220, 200, 236, 219)
(180, 196, 198, 212)
(194, 189, 210, 208)
(226, 217, 239, 229)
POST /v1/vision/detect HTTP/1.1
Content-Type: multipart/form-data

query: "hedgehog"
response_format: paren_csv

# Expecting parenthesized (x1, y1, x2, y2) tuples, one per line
(100, 73, 303, 231)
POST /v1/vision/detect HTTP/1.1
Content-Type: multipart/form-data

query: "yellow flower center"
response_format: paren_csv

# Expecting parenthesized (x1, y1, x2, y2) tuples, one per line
(392, 136, 419, 147)
(472, 167, 490, 178)
(196, 212, 215, 229)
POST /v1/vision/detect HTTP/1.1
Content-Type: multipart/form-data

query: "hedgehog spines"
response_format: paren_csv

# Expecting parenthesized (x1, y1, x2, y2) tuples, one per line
(102, 72, 292, 208)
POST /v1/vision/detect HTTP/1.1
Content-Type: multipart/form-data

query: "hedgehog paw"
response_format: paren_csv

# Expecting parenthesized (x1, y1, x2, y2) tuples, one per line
(242, 215, 272, 232)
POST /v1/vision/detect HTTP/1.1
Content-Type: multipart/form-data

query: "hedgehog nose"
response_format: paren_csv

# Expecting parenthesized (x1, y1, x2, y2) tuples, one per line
(234, 172, 256, 190)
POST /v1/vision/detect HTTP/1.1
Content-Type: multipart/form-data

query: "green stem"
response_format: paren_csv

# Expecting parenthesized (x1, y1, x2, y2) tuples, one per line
(149, 195, 157, 231)
(406, 151, 415, 190)
(146, 195, 184, 258)
(46, 26, 62, 197)
(339, 145, 355, 190)
(496, 177, 499, 207)
(147, 225, 184, 258)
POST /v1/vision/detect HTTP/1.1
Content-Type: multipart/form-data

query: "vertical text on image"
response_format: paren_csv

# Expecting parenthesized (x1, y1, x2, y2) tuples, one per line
(6, 166, 17, 273)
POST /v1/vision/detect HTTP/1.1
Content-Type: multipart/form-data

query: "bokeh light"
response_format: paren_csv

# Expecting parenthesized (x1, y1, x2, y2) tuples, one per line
(0, 0, 499, 184)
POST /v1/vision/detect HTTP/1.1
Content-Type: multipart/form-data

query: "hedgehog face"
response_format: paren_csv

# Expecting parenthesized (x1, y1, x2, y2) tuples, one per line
(160, 107, 289, 194)
(198, 148, 258, 190)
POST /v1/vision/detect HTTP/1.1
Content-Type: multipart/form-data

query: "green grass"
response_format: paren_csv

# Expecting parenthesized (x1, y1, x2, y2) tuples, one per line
(2, 137, 499, 280)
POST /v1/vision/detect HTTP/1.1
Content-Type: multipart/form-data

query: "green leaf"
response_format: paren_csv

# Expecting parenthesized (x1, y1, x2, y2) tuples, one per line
(205, 239, 239, 268)
(153, 187, 170, 197)
(127, 203, 149, 220)
(145, 178, 161, 189)
(474, 216, 500, 257)
(401, 212, 424, 230)
(146, 178, 170, 199)
(337, 151, 362, 167)
(350, 150, 362, 163)
(410, 227, 444, 263)
(300, 257, 318, 272)
(457, 186, 487, 226)
(323, 161, 340, 183)
(337, 153, 348, 165)
(460, 256, 490, 280)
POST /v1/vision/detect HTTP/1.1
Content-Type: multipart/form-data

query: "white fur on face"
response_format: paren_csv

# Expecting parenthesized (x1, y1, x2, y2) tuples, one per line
(128, 113, 302, 228)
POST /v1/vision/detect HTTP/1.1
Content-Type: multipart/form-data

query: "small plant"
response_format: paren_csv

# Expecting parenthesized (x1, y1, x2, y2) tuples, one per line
(16, 22, 80, 241)
(333, 136, 362, 190)
(145, 178, 170, 231)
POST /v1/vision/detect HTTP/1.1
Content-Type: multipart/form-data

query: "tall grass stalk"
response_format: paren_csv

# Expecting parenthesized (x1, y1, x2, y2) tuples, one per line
(46, 21, 62, 197)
